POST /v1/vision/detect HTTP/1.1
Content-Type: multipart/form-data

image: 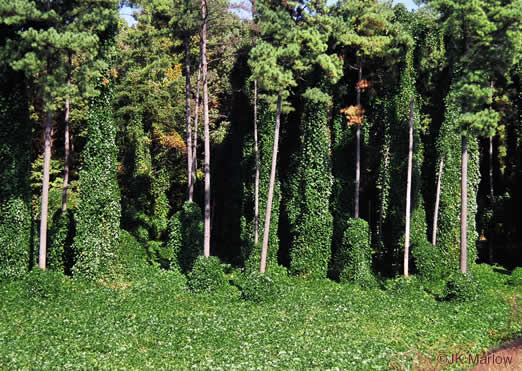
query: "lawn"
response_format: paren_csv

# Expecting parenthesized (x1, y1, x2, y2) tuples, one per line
(0, 264, 520, 369)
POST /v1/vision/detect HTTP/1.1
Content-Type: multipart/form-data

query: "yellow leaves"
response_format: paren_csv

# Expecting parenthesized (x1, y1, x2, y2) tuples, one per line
(340, 105, 365, 126)
(154, 128, 186, 152)
(166, 64, 182, 82)
(102, 68, 118, 86)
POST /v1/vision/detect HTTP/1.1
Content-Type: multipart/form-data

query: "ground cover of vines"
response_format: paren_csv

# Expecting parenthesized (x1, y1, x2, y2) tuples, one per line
(1, 264, 520, 369)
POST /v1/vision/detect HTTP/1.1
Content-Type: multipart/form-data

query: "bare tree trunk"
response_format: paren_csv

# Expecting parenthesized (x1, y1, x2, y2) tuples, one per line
(488, 80, 495, 264)
(185, 35, 194, 202)
(460, 134, 468, 273)
(201, 0, 210, 257)
(404, 99, 414, 277)
(61, 67, 71, 212)
(253, 80, 260, 244)
(354, 63, 362, 219)
(432, 157, 444, 245)
(260, 94, 282, 273)
(377, 143, 389, 248)
(39, 111, 53, 270)
(192, 59, 202, 189)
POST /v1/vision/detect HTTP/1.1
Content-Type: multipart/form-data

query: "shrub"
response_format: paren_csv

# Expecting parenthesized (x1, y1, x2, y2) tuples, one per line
(472, 264, 510, 290)
(445, 272, 479, 302)
(509, 267, 522, 286)
(240, 270, 278, 303)
(188, 256, 230, 294)
(412, 240, 448, 283)
(337, 218, 377, 288)
(167, 201, 203, 273)
(115, 229, 148, 278)
(48, 209, 75, 274)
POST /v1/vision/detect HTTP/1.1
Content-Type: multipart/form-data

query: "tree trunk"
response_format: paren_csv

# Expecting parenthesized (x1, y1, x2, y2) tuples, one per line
(404, 99, 414, 276)
(61, 72, 71, 212)
(39, 111, 53, 270)
(354, 63, 362, 219)
(192, 59, 202, 189)
(460, 134, 468, 273)
(185, 35, 194, 202)
(201, 0, 210, 257)
(432, 157, 444, 245)
(260, 94, 282, 273)
(254, 80, 260, 244)
(377, 142, 389, 248)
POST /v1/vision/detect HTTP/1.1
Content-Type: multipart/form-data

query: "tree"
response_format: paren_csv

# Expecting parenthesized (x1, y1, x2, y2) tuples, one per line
(1, 0, 119, 270)
(334, 0, 396, 219)
(250, 0, 342, 273)
(425, 0, 521, 273)
(72, 79, 121, 279)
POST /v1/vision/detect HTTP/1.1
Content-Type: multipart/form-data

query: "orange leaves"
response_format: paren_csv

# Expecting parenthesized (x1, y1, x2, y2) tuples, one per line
(154, 128, 186, 152)
(356, 79, 372, 91)
(340, 105, 365, 126)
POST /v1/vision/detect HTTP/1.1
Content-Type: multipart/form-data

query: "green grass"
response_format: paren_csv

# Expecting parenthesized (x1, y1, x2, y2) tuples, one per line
(0, 264, 520, 369)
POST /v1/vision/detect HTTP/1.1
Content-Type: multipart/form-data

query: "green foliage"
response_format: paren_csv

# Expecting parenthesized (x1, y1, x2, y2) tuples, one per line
(72, 86, 121, 280)
(0, 87, 32, 281)
(241, 101, 280, 267)
(288, 100, 333, 279)
(240, 270, 278, 303)
(509, 267, 522, 286)
(188, 256, 230, 295)
(11, 268, 72, 302)
(435, 89, 479, 271)
(445, 272, 480, 302)
(167, 201, 203, 273)
(383, 276, 424, 297)
(48, 209, 75, 274)
(412, 240, 448, 283)
(115, 229, 149, 278)
(0, 273, 519, 368)
(336, 218, 376, 288)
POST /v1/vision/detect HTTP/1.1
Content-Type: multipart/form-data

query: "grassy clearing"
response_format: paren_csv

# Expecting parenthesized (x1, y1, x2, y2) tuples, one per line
(0, 265, 520, 369)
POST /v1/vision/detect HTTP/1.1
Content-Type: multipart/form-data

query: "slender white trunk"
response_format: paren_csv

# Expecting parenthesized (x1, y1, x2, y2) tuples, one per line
(404, 99, 414, 277)
(62, 89, 71, 211)
(201, 0, 210, 257)
(192, 59, 202, 188)
(39, 111, 53, 269)
(253, 80, 260, 244)
(378, 142, 389, 247)
(260, 94, 282, 273)
(432, 157, 444, 245)
(185, 36, 194, 202)
(460, 134, 468, 273)
(354, 63, 362, 219)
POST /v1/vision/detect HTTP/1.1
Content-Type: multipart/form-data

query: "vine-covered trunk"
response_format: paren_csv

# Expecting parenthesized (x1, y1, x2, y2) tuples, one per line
(39, 111, 53, 270)
(404, 99, 414, 276)
(432, 157, 443, 245)
(260, 94, 282, 273)
(460, 134, 468, 273)
(253, 80, 260, 244)
(185, 35, 193, 202)
(201, 0, 210, 257)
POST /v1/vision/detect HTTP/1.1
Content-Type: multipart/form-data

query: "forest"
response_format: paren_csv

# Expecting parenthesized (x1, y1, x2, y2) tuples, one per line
(0, 0, 521, 368)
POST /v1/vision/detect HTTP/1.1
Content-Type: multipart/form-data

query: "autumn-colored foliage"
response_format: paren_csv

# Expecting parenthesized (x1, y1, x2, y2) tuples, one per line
(340, 105, 365, 126)
(356, 79, 372, 91)
(154, 128, 186, 152)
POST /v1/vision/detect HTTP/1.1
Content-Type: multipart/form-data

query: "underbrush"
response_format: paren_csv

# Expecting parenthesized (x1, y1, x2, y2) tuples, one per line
(0, 263, 520, 369)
